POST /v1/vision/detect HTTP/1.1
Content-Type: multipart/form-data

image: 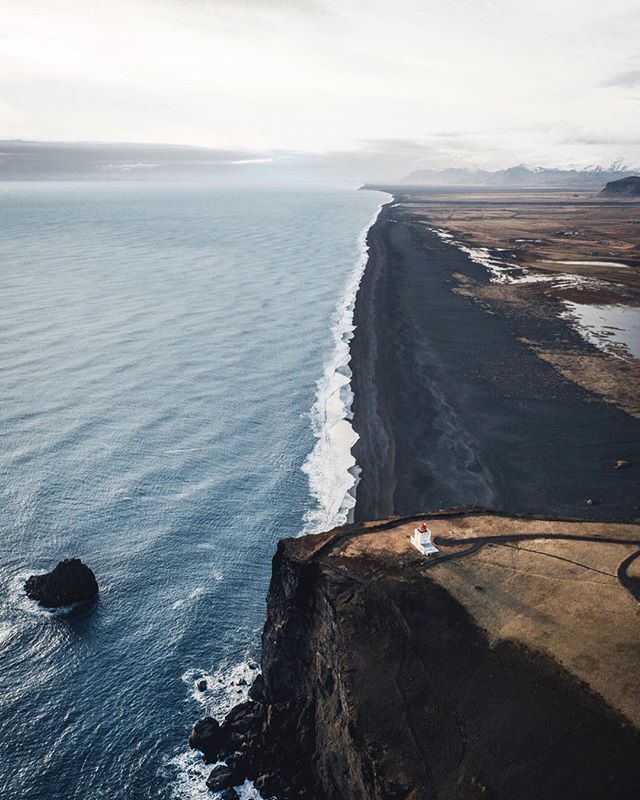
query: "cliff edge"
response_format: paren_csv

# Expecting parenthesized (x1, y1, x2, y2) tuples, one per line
(192, 511, 640, 799)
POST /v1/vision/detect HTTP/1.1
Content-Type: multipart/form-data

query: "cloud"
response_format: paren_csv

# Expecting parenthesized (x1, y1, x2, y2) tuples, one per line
(562, 133, 640, 146)
(1, 0, 638, 160)
(602, 69, 640, 88)
(0, 140, 274, 179)
(102, 162, 162, 172)
(6, 131, 636, 187)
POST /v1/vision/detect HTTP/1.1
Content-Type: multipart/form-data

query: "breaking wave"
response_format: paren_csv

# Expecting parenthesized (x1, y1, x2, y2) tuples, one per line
(301, 196, 389, 534)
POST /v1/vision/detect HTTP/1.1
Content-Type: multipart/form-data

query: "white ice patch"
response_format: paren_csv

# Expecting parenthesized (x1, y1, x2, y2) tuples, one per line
(431, 228, 526, 284)
(301, 196, 390, 535)
(457, 244, 521, 284)
(429, 228, 631, 292)
(543, 259, 630, 270)
(562, 302, 640, 360)
(430, 227, 640, 361)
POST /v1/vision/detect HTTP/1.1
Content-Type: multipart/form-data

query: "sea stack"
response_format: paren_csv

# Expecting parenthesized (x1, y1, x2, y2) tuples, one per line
(24, 558, 99, 608)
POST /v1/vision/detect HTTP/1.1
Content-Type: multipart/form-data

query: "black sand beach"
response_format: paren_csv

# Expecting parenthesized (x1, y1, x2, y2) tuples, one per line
(351, 200, 640, 521)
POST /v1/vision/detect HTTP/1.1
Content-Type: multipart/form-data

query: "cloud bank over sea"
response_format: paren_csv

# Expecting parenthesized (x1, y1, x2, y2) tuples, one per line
(2, 0, 639, 170)
(1, 140, 637, 186)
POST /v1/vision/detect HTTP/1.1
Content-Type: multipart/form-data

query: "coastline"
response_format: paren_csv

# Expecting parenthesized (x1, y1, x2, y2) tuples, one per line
(350, 201, 397, 521)
(189, 190, 640, 799)
(350, 192, 640, 521)
(301, 193, 391, 533)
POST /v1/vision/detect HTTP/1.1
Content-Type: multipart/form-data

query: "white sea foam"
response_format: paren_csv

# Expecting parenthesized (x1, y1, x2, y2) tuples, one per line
(170, 586, 207, 611)
(301, 196, 390, 535)
(0, 622, 15, 647)
(170, 750, 261, 800)
(9, 572, 82, 619)
(170, 193, 389, 800)
(181, 657, 259, 711)
(169, 657, 260, 800)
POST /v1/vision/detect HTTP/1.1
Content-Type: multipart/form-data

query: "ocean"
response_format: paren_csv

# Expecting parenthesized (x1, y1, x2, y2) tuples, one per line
(0, 182, 384, 799)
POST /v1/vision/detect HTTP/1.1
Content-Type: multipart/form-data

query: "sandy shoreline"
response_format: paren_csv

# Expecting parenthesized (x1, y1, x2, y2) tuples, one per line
(351, 197, 640, 521)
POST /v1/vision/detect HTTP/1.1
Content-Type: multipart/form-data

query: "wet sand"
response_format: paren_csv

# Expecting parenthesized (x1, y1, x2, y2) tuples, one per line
(351, 200, 640, 521)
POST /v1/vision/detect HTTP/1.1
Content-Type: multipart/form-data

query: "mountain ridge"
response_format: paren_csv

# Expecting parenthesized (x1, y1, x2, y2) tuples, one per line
(401, 164, 636, 188)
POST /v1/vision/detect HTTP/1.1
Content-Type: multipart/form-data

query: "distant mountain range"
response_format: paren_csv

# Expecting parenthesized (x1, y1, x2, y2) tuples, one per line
(1, 142, 636, 189)
(400, 164, 637, 188)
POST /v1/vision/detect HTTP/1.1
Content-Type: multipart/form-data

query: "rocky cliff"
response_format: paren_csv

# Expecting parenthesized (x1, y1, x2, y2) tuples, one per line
(601, 175, 640, 196)
(191, 512, 640, 799)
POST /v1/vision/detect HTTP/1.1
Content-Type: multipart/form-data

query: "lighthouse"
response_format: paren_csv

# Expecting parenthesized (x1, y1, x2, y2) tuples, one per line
(411, 524, 439, 556)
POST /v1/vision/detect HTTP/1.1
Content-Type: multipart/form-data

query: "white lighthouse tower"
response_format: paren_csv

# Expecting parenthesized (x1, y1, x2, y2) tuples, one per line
(411, 525, 439, 556)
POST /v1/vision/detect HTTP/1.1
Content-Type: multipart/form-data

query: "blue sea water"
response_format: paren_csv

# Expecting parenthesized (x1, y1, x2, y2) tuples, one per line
(0, 182, 384, 800)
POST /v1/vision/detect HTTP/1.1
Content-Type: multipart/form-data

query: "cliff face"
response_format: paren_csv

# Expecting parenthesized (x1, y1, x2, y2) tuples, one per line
(259, 534, 377, 798)
(192, 513, 640, 799)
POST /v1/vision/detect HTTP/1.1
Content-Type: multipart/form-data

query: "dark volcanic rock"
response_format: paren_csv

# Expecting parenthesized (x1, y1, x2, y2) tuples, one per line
(248, 673, 266, 702)
(601, 175, 640, 196)
(24, 558, 98, 608)
(205, 765, 235, 792)
(196, 678, 208, 692)
(188, 717, 227, 763)
(221, 790, 240, 800)
(197, 521, 640, 800)
(225, 751, 252, 782)
(224, 700, 264, 735)
(254, 774, 279, 796)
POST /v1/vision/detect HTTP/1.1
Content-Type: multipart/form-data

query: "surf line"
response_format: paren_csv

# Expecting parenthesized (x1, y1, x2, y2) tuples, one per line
(301, 194, 391, 535)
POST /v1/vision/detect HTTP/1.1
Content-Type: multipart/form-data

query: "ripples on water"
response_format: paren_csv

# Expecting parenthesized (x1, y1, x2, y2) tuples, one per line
(0, 182, 383, 799)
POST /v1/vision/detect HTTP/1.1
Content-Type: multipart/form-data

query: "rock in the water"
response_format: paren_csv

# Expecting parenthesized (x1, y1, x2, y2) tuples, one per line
(248, 673, 266, 703)
(221, 790, 239, 800)
(254, 773, 278, 796)
(228, 732, 245, 749)
(189, 717, 227, 763)
(196, 678, 208, 692)
(225, 700, 264, 735)
(24, 558, 98, 608)
(226, 750, 250, 778)
(205, 765, 235, 792)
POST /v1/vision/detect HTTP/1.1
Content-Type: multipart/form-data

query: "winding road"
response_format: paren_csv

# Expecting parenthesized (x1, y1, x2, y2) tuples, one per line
(312, 514, 640, 602)
(430, 532, 640, 601)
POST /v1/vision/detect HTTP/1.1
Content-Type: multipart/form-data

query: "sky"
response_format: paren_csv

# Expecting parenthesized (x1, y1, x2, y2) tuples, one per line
(1, 0, 639, 175)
